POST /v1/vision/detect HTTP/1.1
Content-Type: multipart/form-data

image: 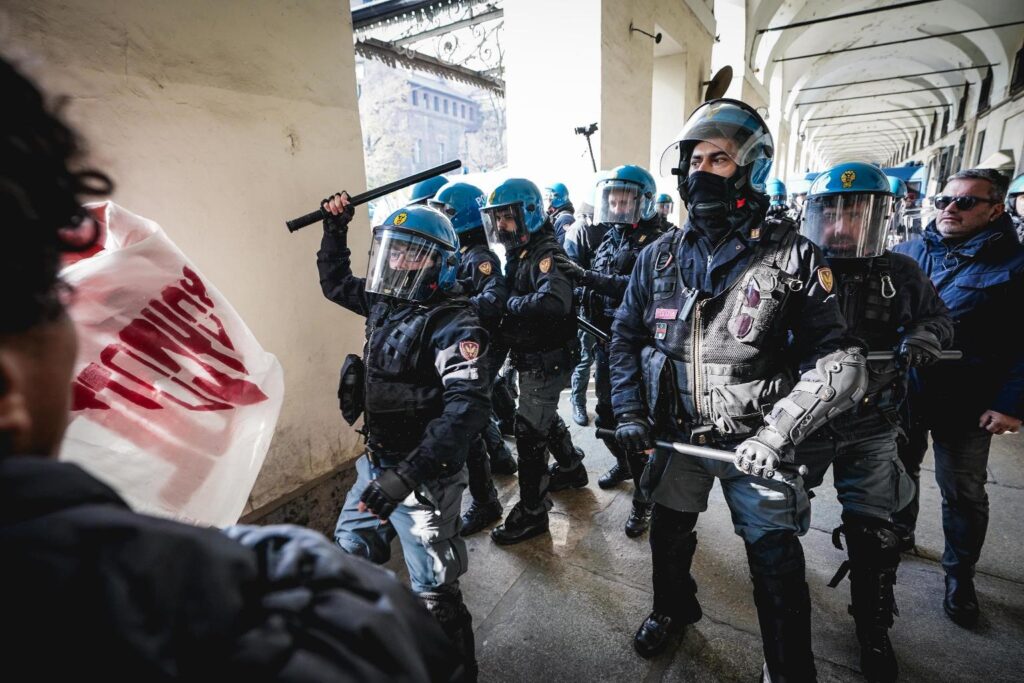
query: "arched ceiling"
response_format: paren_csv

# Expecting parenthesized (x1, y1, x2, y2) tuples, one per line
(744, 0, 1023, 168)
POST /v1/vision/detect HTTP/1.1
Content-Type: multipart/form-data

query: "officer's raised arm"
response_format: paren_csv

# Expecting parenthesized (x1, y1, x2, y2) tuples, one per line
(316, 191, 373, 316)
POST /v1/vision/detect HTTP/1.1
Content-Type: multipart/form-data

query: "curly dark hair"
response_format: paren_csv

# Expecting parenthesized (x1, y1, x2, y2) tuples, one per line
(1, 56, 114, 334)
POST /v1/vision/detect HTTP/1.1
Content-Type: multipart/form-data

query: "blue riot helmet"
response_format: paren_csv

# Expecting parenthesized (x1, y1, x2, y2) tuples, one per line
(595, 165, 657, 226)
(365, 205, 460, 302)
(887, 176, 908, 199)
(1006, 173, 1024, 218)
(655, 192, 674, 217)
(659, 98, 774, 205)
(428, 181, 486, 234)
(543, 182, 570, 212)
(408, 175, 449, 205)
(480, 178, 546, 249)
(803, 162, 893, 259)
(766, 178, 788, 207)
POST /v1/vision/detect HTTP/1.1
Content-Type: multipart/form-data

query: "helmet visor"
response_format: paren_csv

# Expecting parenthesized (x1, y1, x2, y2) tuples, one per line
(365, 229, 445, 301)
(656, 201, 674, 216)
(481, 203, 531, 249)
(659, 101, 773, 177)
(803, 194, 890, 258)
(595, 180, 644, 226)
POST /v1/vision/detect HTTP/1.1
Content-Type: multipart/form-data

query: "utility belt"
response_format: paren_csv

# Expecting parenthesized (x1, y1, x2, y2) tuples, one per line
(510, 345, 575, 373)
(366, 439, 460, 478)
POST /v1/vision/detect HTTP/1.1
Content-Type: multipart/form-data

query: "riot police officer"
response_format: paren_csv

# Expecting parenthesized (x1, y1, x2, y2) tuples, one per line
(544, 181, 576, 246)
(428, 181, 518, 536)
(798, 162, 953, 683)
(655, 192, 677, 231)
(318, 197, 491, 677)
(1007, 172, 1024, 243)
(481, 179, 588, 545)
(409, 175, 450, 205)
(885, 176, 909, 247)
(610, 99, 867, 681)
(556, 165, 665, 537)
(766, 177, 789, 218)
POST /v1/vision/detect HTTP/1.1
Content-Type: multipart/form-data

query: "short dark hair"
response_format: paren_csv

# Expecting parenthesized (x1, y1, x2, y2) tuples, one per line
(1, 56, 113, 334)
(946, 168, 1008, 203)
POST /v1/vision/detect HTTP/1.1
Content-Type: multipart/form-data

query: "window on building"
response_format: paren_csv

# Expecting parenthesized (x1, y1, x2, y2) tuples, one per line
(413, 139, 422, 164)
(977, 67, 993, 114)
(974, 130, 986, 165)
(469, 107, 474, 121)
(461, 104, 466, 119)
(444, 99, 449, 114)
(412, 90, 418, 106)
(434, 96, 439, 112)
(941, 108, 950, 137)
(438, 141, 446, 162)
(955, 84, 968, 128)
(1012, 39, 1024, 94)
(929, 112, 938, 145)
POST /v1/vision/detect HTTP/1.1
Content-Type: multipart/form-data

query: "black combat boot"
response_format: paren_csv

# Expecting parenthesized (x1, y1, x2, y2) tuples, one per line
(547, 418, 588, 490)
(572, 402, 589, 426)
(747, 532, 818, 682)
(598, 439, 632, 489)
(943, 573, 980, 628)
(491, 436, 551, 545)
(625, 500, 652, 538)
(460, 499, 503, 537)
(830, 514, 901, 683)
(421, 586, 478, 682)
(485, 420, 518, 475)
(635, 508, 701, 658)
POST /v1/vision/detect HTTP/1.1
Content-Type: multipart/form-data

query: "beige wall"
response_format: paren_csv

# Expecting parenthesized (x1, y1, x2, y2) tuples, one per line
(4, 0, 370, 513)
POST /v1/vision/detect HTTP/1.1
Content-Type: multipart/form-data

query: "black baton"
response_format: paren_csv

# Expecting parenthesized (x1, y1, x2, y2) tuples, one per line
(576, 316, 610, 344)
(866, 350, 962, 362)
(285, 160, 463, 232)
(594, 428, 808, 478)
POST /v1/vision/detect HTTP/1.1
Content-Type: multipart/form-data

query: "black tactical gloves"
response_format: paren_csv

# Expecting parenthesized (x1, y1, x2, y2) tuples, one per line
(360, 461, 419, 520)
(898, 328, 943, 368)
(322, 192, 355, 236)
(616, 413, 652, 452)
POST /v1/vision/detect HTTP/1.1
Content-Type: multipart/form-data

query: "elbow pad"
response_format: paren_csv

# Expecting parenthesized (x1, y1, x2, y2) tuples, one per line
(757, 347, 868, 449)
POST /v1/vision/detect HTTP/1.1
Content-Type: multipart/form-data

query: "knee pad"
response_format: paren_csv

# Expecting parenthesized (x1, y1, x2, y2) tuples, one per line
(835, 511, 900, 561)
(514, 415, 545, 441)
(745, 530, 805, 578)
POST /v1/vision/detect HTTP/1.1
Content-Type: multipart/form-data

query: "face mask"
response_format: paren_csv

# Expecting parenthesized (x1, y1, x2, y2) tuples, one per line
(685, 171, 738, 220)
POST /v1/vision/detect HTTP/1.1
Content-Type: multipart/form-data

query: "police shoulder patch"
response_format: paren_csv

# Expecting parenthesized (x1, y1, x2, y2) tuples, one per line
(539, 256, 552, 273)
(459, 340, 480, 360)
(817, 266, 834, 293)
(478, 261, 493, 276)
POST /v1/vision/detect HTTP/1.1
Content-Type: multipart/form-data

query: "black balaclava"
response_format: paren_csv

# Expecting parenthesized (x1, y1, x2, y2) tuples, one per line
(684, 166, 754, 242)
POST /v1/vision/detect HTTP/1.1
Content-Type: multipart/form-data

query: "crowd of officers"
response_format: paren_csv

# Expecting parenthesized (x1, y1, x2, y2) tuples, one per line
(317, 98, 1024, 683)
(6, 50, 1023, 683)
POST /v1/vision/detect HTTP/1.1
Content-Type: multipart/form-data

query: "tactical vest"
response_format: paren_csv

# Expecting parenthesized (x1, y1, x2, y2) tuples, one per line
(500, 233, 576, 351)
(588, 222, 662, 327)
(362, 298, 469, 454)
(642, 220, 803, 443)
(831, 255, 902, 401)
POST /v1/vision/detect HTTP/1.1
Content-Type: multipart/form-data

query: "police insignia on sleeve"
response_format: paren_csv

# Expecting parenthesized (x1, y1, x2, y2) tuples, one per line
(539, 256, 552, 273)
(479, 261, 493, 276)
(817, 266, 834, 293)
(393, 211, 408, 225)
(459, 340, 480, 360)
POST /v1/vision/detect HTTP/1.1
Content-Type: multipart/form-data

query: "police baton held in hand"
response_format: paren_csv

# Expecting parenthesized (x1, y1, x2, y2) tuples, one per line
(865, 350, 962, 362)
(285, 160, 462, 232)
(595, 428, 809, 478)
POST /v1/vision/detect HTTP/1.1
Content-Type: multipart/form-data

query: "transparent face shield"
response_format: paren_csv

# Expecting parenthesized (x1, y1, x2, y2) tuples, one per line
(595, 181, 643, 226)
(427, 199, 458, 220)
(365, 229, 444, 301)
(659, 102, 774, 177)
(657, 201, 674, 217)
(802, 193, 891, 258)
(481, 203, 531, 249)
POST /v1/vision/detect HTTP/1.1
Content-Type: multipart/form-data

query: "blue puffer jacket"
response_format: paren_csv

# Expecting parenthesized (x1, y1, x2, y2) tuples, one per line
(894, 213, 1024, 426)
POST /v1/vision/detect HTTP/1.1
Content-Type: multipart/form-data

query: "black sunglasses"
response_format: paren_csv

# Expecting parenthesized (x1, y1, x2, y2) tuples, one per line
(933, 195, 996, 211)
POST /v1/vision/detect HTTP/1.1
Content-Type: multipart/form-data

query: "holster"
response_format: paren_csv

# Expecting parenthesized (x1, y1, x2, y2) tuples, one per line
(338, 353, 365, 426)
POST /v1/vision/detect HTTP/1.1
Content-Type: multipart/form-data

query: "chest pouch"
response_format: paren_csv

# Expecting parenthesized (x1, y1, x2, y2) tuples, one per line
(726, 268, 802, 346)
(338, 353, 365, 426)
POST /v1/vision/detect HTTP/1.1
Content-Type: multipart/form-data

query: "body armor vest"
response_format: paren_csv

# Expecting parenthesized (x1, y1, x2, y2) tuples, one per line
(642, 220, 803, 442)
(500, 232, 576, 351)
(362, 298, 469, 453)
(831, 256, 901, 400)
(588, 222, 662, 327)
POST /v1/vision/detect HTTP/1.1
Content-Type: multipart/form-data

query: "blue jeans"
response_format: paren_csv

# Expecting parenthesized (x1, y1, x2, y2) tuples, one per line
(569, 329, 595, 409)
(895, 422, 992, 577)
(335, 455, 468, 593)
(797, 411, 914, 521)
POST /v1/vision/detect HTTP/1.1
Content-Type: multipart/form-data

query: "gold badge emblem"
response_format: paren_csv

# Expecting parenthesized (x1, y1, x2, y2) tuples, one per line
(459, 340, 480, 360)
(479, 261, 493, 276)
(817, 266, 834, 293)
(840, 170, 856, 189)
(750, 227, 761, 239)
(539, 256, 552, 273)
(393, 211, 408, 225)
